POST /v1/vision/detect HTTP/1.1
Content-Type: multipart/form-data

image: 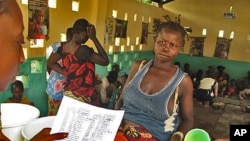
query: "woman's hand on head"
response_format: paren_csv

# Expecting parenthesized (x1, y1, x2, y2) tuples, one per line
(30, 128, 68, 141)
(87, 24, 97, 40)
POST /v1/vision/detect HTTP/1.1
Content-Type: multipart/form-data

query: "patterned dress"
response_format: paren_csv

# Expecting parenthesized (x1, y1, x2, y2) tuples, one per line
(61, 45, 99, 106)
(46, 42, 65, 115)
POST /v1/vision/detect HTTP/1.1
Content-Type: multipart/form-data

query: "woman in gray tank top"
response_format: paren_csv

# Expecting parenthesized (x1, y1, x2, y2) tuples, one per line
(115, 20, 194, 141)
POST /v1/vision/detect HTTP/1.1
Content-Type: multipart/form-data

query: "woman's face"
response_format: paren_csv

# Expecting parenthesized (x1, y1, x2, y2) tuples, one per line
(0, 0, 25, 91)
(154, 29, 182, 62)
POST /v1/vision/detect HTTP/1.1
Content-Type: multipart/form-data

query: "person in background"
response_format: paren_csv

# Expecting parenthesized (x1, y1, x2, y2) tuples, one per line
(112, 64, 124, 88)
(47, 18, 109, 105)
(108, 74, 128, 109)
(238, 83, 250, 100)
(97, 71, 118, 108)
(224, 79, 237, 98)
(115, 21, 193, 141)
(214, 65, 230, 96)
(192, 69, 203, 92)
(5, 80, 34, 105)
(112, 64, 120, 74)
(0, 0, 68, 140)
(236, 70, 250, 94)
(195, 71, 218, 108)
(183, 63, 193, 79)
(174, 61, 181, 68)
(46, 27, 73, 116)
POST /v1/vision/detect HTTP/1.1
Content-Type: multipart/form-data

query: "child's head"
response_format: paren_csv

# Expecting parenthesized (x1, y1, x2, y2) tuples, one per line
(74, 45, 93, 62)
(112, 64, 120, 74)
(11, 80, 24, 99)
(34, 9, 45, 25)
(120, 74, 128, 85)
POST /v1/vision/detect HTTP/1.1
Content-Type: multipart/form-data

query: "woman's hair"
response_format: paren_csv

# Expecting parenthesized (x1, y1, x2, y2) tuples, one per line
(11, 80, 24, 92)
(72, 18, 89, 34)
(155, 21, 186, 47)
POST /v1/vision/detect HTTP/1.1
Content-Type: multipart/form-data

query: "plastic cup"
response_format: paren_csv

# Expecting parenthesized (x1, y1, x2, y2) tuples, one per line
(40, 25, 47, 35)
(184, 128, 210, 141)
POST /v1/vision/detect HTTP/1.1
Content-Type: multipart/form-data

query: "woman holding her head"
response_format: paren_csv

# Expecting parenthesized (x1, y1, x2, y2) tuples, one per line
(115, 21, 194, 141)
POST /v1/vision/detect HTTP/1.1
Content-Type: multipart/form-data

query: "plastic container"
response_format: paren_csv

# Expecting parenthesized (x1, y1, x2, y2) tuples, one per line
(22, 116, 56, 141)
(184, 128, 211, 141)
(1, 103, 40, 141)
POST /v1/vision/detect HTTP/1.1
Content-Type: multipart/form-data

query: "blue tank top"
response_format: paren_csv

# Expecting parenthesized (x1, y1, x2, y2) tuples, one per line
(121, 59, 186, 141)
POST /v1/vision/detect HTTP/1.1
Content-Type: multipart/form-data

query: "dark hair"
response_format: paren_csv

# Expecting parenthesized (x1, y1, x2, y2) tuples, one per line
(112, 64, 120, 73)
(121, 74, 128, 79)
(107, 71, 118, 84)
(11, 80, 24, 92)
(155, 21, 186, 47)
(66, 27, 73, 41)
(72, 19, 89, 34)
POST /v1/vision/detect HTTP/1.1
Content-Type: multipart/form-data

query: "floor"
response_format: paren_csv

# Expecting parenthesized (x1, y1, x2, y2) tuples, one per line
(193, 96, 250, 140)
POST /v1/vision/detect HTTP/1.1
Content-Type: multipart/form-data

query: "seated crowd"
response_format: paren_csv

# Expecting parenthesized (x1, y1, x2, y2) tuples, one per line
(178, 62, 250, 108)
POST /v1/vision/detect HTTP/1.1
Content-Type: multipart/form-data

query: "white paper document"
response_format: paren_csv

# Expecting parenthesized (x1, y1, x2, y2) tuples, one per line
(51, 96, 124, 141)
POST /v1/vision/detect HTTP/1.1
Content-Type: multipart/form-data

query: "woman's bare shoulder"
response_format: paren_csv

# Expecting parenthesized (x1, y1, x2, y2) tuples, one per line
(179, 74, 193, 96)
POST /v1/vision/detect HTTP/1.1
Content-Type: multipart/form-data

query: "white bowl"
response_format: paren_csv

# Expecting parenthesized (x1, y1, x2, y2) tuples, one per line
(1, 103, 40, 141)
(22, 116, 56, 141)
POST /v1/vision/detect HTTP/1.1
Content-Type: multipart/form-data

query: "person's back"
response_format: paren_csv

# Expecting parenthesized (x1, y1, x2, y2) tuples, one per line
(47, 18, 109, 105)
(195, 71, 218, 108)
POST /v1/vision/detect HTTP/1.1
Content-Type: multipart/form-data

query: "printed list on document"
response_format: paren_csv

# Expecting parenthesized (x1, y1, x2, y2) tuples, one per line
(50, 96, 124, 141)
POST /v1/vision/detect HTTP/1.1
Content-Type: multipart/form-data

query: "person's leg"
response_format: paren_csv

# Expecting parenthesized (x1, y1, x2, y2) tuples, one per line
(240, 101, 246, 112)
(204, 101, 210, 108)
(238, 90, 245, 100)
